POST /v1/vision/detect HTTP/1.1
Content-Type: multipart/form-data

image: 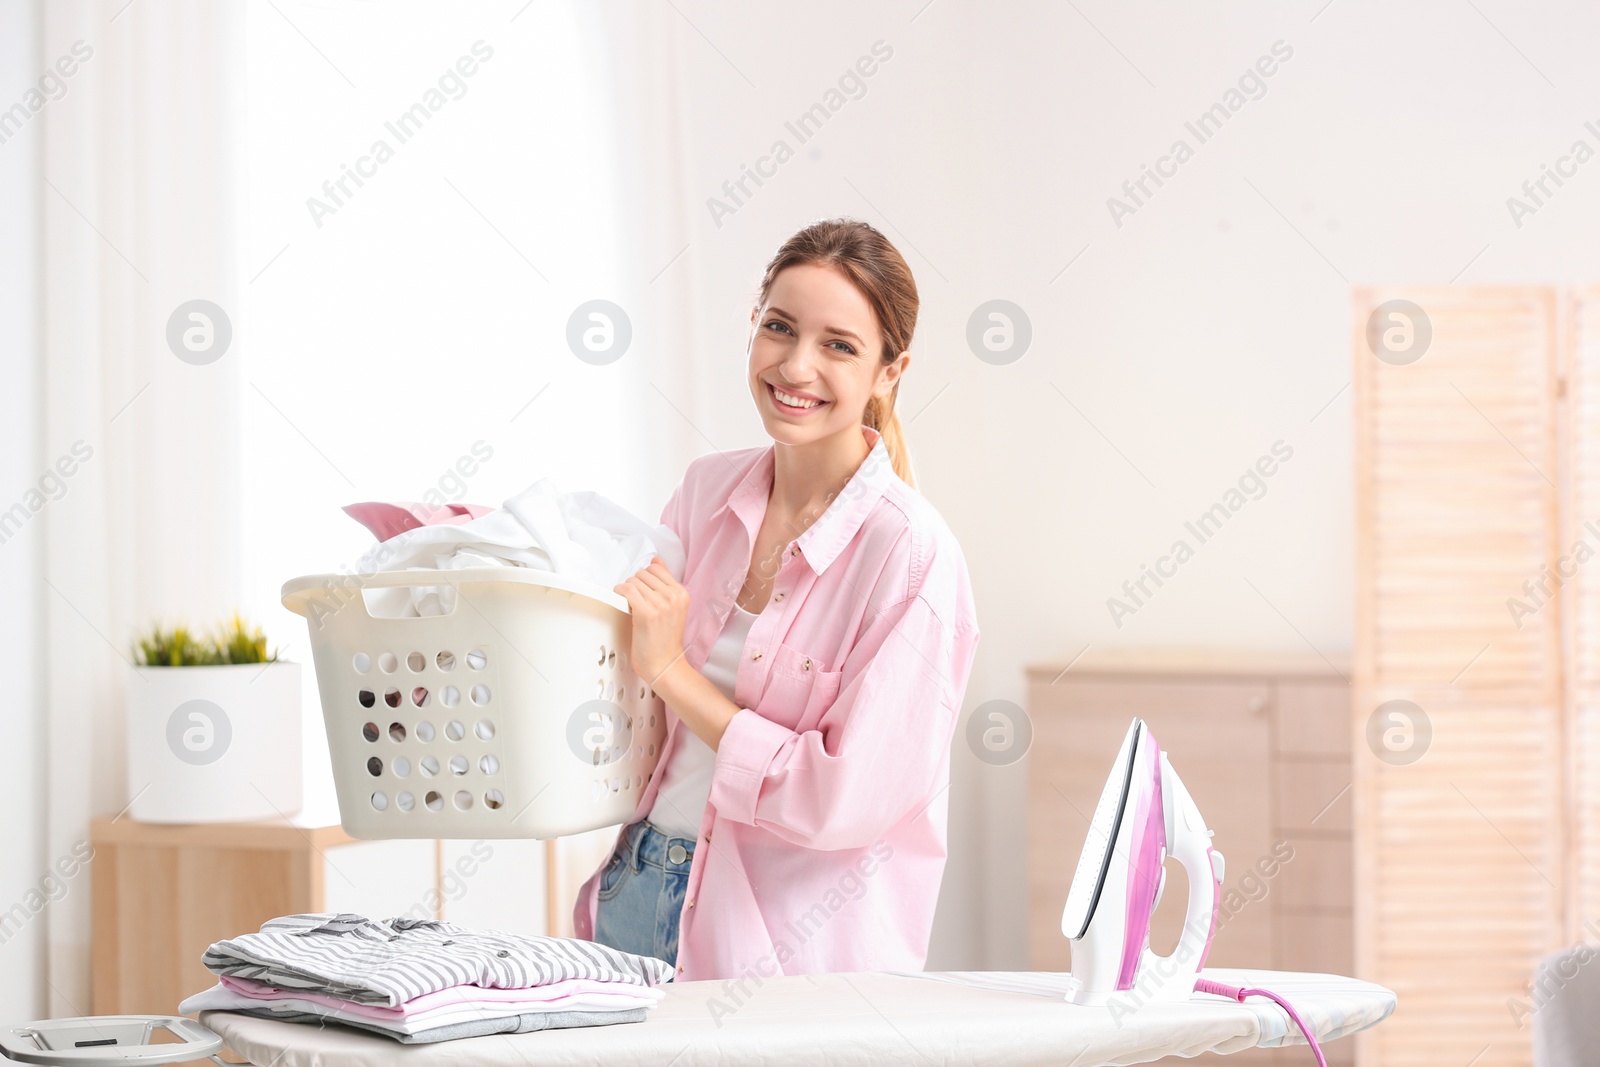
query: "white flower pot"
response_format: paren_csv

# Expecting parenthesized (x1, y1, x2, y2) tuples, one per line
(125, 662, 303, 823)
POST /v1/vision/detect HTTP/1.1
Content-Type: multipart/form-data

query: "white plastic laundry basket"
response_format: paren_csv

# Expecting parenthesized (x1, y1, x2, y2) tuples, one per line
(282, 567, 666, 839)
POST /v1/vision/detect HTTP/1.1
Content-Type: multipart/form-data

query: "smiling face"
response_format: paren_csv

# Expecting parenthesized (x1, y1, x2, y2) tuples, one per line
(748, 262, 906, 445)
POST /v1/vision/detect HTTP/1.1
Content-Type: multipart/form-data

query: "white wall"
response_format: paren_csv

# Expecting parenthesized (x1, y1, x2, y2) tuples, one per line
(638, 0, 1600, 967)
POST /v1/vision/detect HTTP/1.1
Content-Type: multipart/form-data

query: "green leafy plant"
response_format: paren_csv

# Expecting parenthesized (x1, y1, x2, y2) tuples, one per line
(134, 613, 280, 666)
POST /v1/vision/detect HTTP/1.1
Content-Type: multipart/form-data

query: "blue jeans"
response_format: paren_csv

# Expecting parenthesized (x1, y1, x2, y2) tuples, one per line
(593, 819, 696, 970)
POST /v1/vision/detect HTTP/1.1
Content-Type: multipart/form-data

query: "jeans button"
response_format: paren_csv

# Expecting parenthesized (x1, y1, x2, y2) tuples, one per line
(668, 843, 688, 864)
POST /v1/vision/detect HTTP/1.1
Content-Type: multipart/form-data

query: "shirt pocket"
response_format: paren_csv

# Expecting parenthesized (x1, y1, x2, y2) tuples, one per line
(759, 642, 844, 731)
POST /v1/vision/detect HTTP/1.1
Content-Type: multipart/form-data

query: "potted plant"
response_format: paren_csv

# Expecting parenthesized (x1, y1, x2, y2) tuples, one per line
(126, 614, 302, 823)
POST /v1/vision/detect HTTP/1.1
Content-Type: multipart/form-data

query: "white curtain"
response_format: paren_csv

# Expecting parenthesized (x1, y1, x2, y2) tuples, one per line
(40, 0, 245, 1014)
(28, 0, 706, 1010)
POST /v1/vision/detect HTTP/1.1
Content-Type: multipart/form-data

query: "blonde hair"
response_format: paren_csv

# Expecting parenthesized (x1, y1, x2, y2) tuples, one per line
(757, 218, 919, 487)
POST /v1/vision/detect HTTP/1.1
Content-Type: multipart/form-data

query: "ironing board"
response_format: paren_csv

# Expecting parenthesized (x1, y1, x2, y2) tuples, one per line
(197, 968, 1395, 1067)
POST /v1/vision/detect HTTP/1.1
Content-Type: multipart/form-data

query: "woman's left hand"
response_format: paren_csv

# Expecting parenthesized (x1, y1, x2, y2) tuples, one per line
(613, 556, 690, 683)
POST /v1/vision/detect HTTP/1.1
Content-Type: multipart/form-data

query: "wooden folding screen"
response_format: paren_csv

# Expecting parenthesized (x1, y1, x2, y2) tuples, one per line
(1566, 288, 1600, 941)
(1353, 286, 1563, 1067)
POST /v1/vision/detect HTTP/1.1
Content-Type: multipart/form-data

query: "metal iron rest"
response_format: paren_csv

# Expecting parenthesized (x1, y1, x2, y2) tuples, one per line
(0, 1015, 241, 1066)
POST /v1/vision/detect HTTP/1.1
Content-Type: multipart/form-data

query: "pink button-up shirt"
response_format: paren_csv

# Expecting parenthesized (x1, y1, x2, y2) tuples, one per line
(572, 425, 980, 983)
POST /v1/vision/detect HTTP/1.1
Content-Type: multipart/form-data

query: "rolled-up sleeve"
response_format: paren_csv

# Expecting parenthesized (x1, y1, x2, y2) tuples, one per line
(709, 593, 976, 852)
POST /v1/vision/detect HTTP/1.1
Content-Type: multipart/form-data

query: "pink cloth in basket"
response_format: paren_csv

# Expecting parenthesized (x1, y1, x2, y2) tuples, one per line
(342, 501, 495, 542)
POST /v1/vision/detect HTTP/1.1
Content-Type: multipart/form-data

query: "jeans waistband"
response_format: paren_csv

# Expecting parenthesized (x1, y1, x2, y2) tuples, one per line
(623, 818, 697, 873)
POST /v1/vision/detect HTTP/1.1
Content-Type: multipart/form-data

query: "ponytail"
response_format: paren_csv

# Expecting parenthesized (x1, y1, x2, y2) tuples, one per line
(865, 388, 915, 489)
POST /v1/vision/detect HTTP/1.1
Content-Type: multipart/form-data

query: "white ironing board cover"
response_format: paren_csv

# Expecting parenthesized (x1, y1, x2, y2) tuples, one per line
(198, 967, 1395, 1067)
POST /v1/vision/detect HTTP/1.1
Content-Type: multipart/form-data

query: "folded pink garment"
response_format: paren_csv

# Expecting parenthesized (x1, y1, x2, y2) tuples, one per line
(182, 982, 655, 1036)
(219, 974, 661, 1022)
(342, 501, 495, 542)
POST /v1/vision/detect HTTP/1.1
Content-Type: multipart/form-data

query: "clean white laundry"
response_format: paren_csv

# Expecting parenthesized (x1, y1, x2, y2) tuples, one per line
(646, 603, 758, 839)
(358, 479, 685, 617)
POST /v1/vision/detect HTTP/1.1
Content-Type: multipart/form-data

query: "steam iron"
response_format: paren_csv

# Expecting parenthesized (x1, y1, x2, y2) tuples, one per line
(1061, 717, 1224, 1006)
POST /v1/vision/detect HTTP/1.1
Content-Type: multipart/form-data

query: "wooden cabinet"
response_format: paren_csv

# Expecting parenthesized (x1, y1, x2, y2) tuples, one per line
(1026, 651, 1352, 1066)
(90, 816, 360, 1017)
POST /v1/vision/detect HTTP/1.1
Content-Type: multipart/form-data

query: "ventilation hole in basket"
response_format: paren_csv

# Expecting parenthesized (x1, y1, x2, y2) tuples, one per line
(475, 719, 495, 741)
(647, 713, 655, 728)
(378, 652, 398, 673)
(388, 722, 406, 743)
(353, 652, 371, 673)
(397, 791, 415, 812)
(445, 720, 466, 742)
(479, 754, 500, 775)
(393, 756, 411, 778)
(436, 650, 456, 671)
(359, 690, 375, 709)
(363, 722, 380, 743)
(648, 742, 655, 757)
(596, 679, 605, 699)
(470, 685, 491, 706)
(484, 789, 504, 810)
(607, 650, 616, 668)
(591, 781, 603, 803)
(367, 756, 383, 777)
(454, 790, 474, 810)
(425, 790, 443, 812)
(371, 791, 389, 811)
(441, 686, 461, 708)
(407, 651, 426, 672)
(384, 688, 401, 709)
(449, 755, 469, 776)
(639, 685, 646, 700)
(420, 755, 440, 778)
(598, 644, 607, 666)
(467, 649, 487, 670)
(412, 687, 430, 708)
(415, 720, 436, 743)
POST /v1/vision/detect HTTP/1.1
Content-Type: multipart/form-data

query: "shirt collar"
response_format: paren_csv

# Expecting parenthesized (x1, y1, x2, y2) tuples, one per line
(721, 425, 896, 576)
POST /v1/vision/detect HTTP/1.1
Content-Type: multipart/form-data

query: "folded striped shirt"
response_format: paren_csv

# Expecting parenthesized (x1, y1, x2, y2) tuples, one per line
(202, 913, 673, 1007)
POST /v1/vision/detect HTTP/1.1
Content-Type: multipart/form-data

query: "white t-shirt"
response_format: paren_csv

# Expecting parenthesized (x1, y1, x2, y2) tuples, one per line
(645, 603, 759, 839)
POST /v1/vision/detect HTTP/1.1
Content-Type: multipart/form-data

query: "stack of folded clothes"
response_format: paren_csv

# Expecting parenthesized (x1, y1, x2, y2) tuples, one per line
(179, 913, 673, 1044)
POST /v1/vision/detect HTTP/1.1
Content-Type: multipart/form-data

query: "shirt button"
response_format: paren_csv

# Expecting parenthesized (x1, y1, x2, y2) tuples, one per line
(678, 964, 685, 972)
(687, 898, 695, 908)
(752, 651, 762, 660)
(774, 592, 784, 601)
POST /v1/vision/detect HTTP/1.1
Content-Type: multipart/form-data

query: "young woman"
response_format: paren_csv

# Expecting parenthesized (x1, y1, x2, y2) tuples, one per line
(572, 218, 980, 983)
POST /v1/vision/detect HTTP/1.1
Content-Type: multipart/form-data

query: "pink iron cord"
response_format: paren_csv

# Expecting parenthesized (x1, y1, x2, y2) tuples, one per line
(1193, 978, 1328, 1067)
